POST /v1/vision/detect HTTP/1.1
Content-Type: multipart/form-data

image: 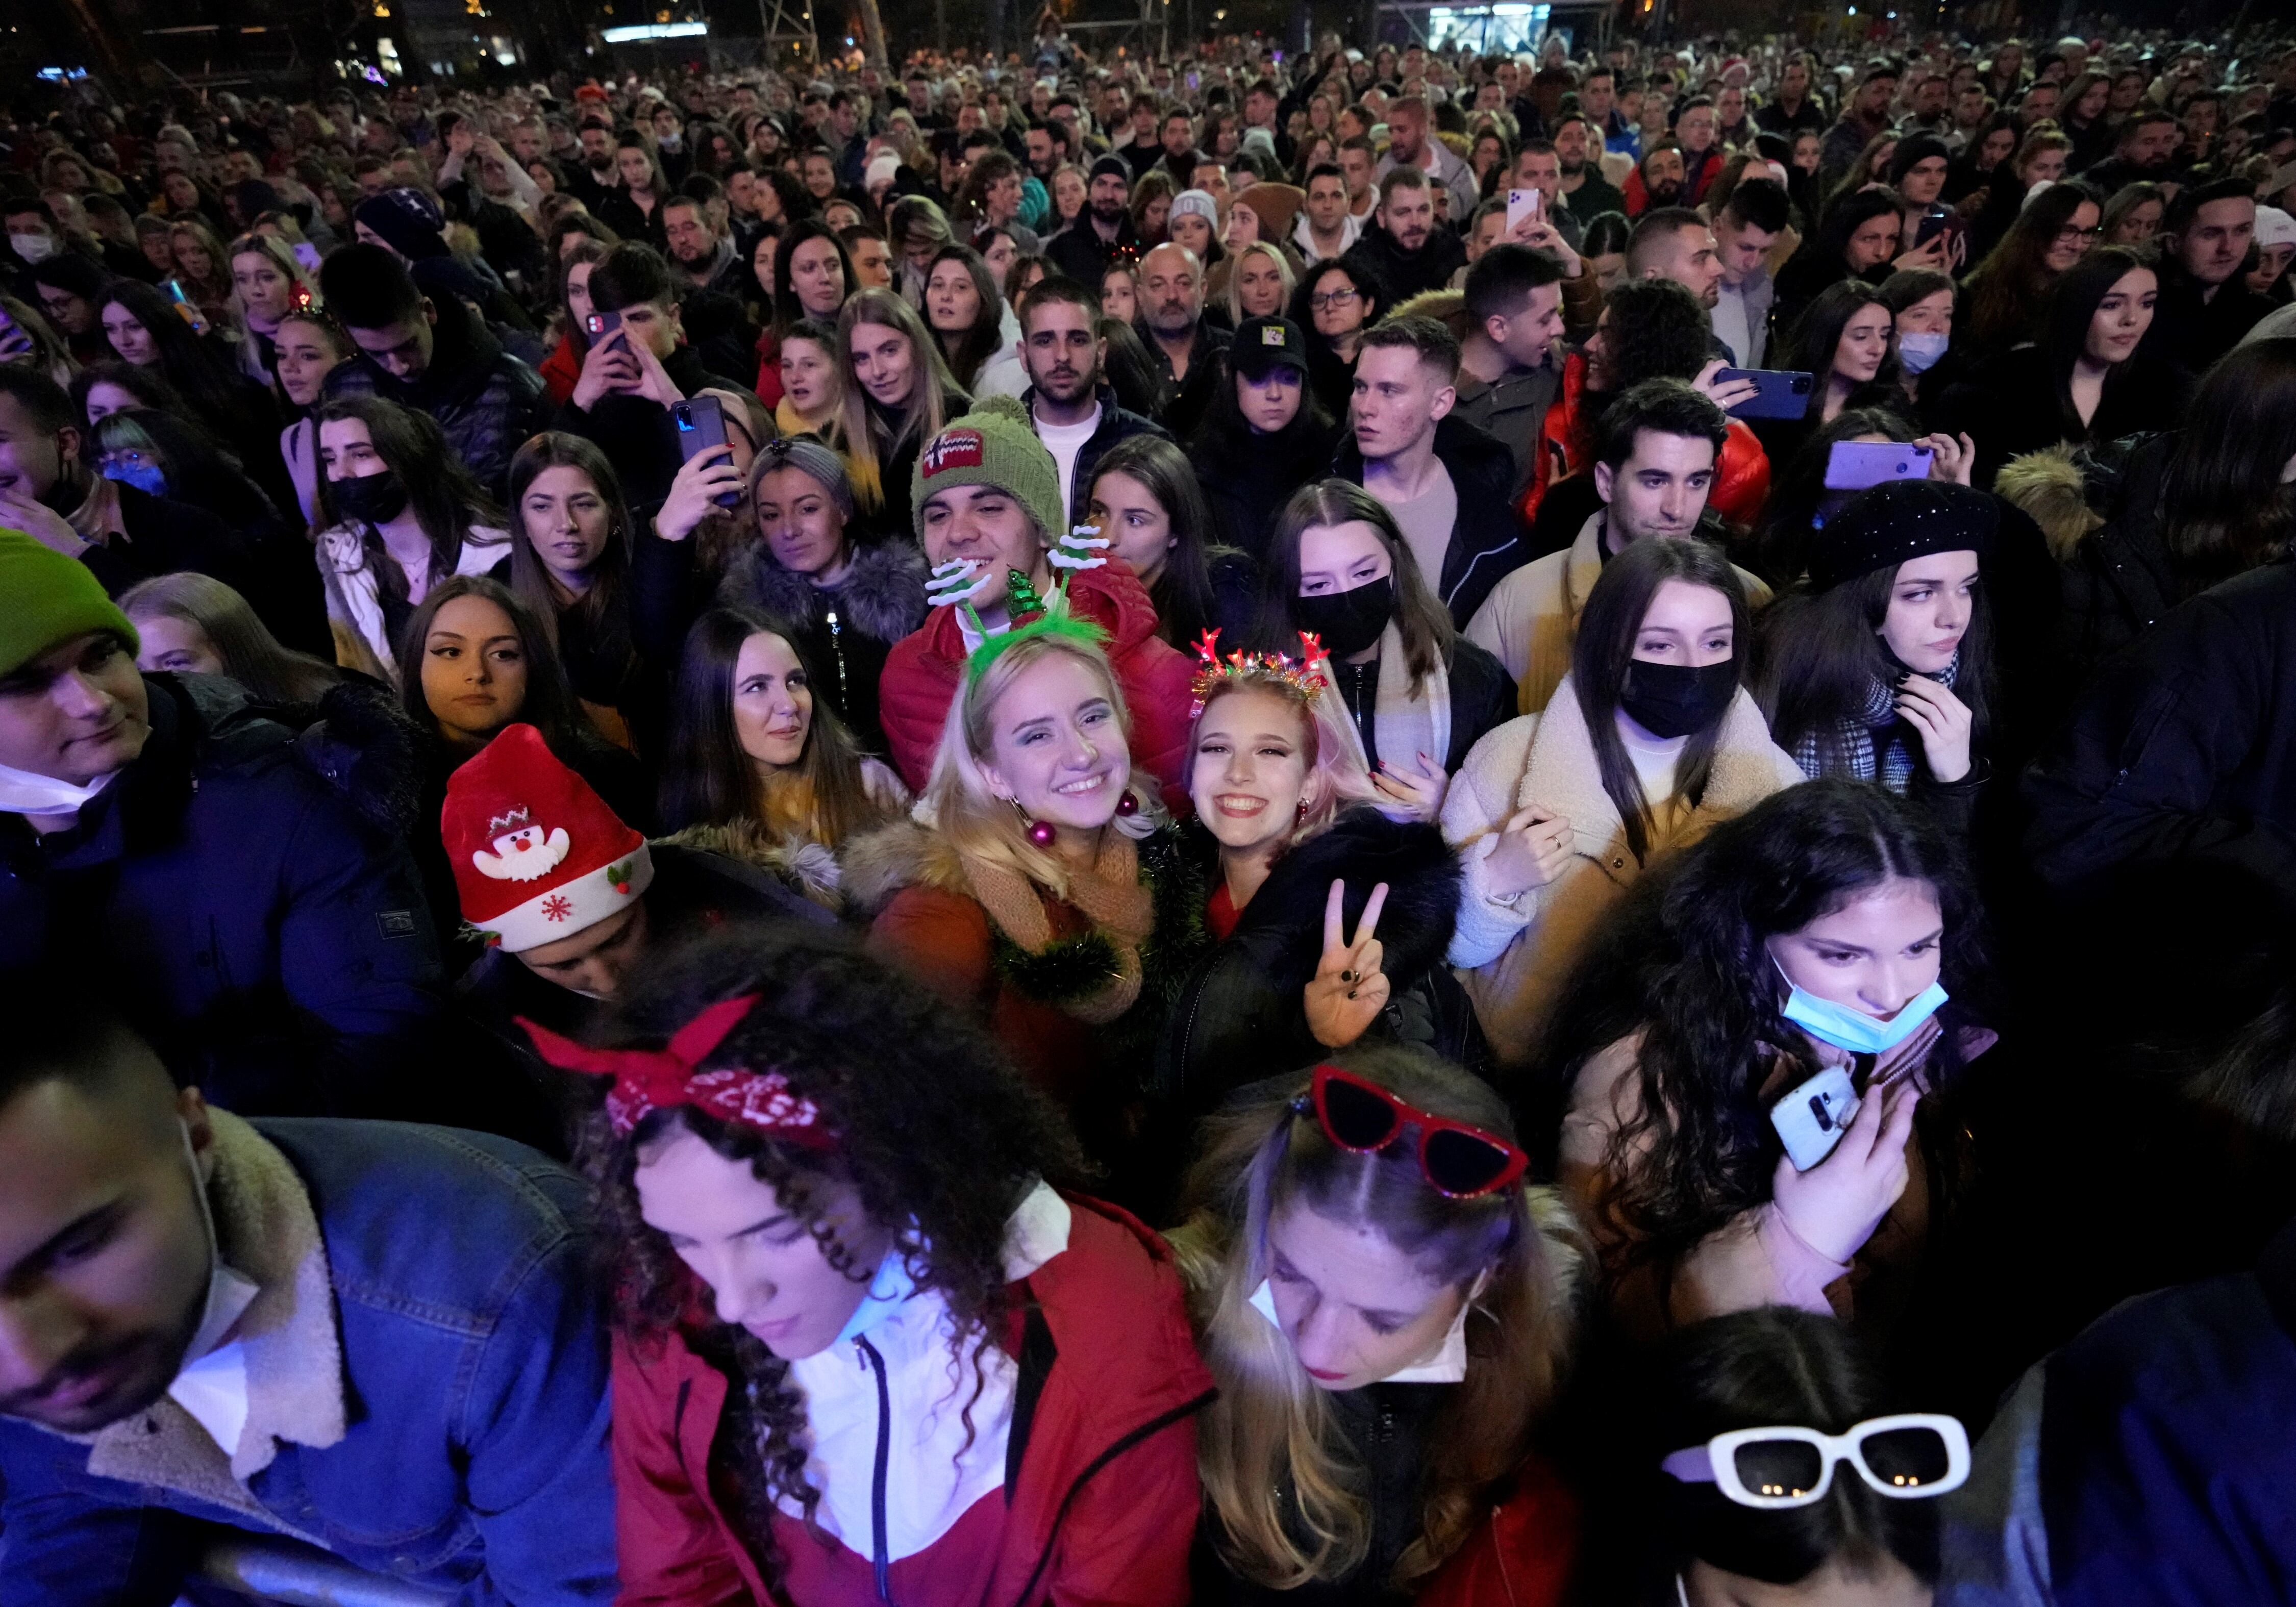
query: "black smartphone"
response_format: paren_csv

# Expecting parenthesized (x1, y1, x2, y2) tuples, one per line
(584, 307, 623, 345)
(672, 395, 740, 508)
(1715, 367, 1816, 420)
(1914, 205, 1953, 248)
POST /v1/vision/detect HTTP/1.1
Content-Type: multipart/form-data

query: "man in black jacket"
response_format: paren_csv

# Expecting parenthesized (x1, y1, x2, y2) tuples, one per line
(1044, 155, 1143, 290)
(318, 243, 549, 500)
(1015, 276, 1169, 523)
(0, 532, 443, 1118)
(1343, 167, 1467, 303)
(1332, 315, 1527, 630)
(553, 241, 758, 513)
(2136, 180, 2272, 381)
(1138, 242, 1231, 443)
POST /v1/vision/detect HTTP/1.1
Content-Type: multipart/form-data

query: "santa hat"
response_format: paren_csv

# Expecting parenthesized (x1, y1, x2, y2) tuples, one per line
(443, 724, 653, 952)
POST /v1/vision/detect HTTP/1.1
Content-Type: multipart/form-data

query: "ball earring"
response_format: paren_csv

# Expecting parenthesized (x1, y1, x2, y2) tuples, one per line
(1115, 789, 1139, 817)
(1012, 798, 1058, 847)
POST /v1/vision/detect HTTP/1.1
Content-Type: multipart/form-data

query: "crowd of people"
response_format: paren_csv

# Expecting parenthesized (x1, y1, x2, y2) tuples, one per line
(4, 16, 2296, 1605)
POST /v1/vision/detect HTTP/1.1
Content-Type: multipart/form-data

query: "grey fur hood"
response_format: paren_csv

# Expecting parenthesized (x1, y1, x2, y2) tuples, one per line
(717, 537, 928, 645)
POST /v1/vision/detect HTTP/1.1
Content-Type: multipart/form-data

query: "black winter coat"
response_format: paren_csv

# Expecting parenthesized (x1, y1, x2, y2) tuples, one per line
(2054, 432, 2180, 691)
(1332, 414, 1530, 629)
(1158, 809, 1475, 1123)
(322, 299, 550, 500)
(717, 537, 928, 758)
(0, 674, 443, 1117)
(1194, 411, 1342, 562)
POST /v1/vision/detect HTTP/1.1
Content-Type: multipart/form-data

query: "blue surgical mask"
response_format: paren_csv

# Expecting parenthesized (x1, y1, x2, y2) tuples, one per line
(1774, 956, 1948, 1056)
(1898, 331, 1949, 375)
(833, 1246, 917, 1344)
(104, 460, 168, 497)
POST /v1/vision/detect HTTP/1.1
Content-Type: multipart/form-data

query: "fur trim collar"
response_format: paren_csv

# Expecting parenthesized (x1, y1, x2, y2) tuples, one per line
(70, 1111, 342, 1539)
(1228, 808, 1461, 988)
(719, 538, 927, 646)
(839, 817, 969, 916)
(1995, 444, 2102, 562)
(654, 821, 845, 910)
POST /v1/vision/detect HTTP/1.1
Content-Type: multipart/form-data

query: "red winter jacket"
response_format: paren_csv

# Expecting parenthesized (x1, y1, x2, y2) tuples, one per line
(611, 1194, 1214, 1607)
(878, 559, 1199, 802)
(1517, 350, 1771, 533)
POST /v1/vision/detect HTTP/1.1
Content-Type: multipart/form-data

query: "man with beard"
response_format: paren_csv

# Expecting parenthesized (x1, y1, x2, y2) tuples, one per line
(1045, 155, 1142, 288)
(1755, 54, 1829, 140)
(1631, 142, 1688, 215)
(1821, 65, 1900, 188)
(661, 193, 746, 299)
(1552, 114, 1627, 228)
(1137, 242, 1229, 441)
(0, 986, 616, 1605)
(1344, 167, 1466, 302)
(1375, 94, 1479, 225)
(565, 115, 621, 213)
(2081, 110, 2183, 193)
(1016, 277, 1167, 523)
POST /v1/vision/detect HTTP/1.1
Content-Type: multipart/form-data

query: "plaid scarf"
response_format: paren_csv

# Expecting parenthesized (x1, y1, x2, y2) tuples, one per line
(1793, 652, 1960, 793)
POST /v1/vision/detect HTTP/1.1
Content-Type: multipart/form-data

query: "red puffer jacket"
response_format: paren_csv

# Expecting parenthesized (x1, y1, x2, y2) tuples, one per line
(1517, 350, 1772, 533)
(878, 559, 1199, 801)
(609, 1194, 1214, 1607)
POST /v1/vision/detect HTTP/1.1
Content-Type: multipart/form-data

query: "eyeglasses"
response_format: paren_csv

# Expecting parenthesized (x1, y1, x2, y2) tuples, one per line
(1309, 287, 1360, 310)
(1661, 1414, 1971, 1509)
(2055, 223, 2103, 243)
(1299, 1065, 1529, 1198)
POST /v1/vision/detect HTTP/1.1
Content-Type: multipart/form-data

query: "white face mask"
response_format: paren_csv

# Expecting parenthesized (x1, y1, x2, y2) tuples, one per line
(10, 232, 56, 264)
(0, 760, 117, 820)
(1898, 330, 1950, 375)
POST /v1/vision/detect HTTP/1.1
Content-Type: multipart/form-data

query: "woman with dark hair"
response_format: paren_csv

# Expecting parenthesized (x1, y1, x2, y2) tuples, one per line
(1580, 211, 1635, 297)
(1085, 434, 1255, 649)
(1771, 190, 1909, 333)
(1169, 1048, 1582, 1604)
(1442, 537, 1803, 1067)
(1943, 113, 2020, 208)
(1538, 778, 1988, 1338)
(1939, 247, 2182, 488)
(1291, 257, 1385, 420)
(922, 243, 1024, 395)
(605, 132, 671, 246)
(1754, 283, 1909, 465)
(89, 406, 282, 536)
(502, 431, 648, 748)
(717, 435, 926, 756)
(537, 235, 610, 405)
(657, 605, 908, 859)
(756, 218, 856, 406)
(2059, 70, 2117, 171)
(98, 278, 283, 497)
(312, 394, 512, 685)
(1192, 322, 1342, 560)
(2100, 182, 2165, 248)
(1256, 480, 1517, 821)
(270, 308, 354, 526)
(71, 358, 186, 427)
(1877, 268, 1955, 411)
(1096, 315, 1165, 418)
(773, 316, 843, 438)
(1642, 1308, 1961, 1605)
(550, 927, 1211, 1603)
(1755, 482, 1997, 835)
(1961, 129, 2074, 267)
(2052, 339, 2296, 682)
(1955, 181, 2102, 357)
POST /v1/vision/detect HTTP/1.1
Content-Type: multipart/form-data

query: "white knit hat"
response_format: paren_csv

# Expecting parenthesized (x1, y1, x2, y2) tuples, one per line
(1170, 189, 1219, 223)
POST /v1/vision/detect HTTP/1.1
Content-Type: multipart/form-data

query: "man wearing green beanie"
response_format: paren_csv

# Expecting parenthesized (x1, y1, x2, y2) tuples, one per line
(0, 528, 443, 1116)
(875, 395, 1199, 796)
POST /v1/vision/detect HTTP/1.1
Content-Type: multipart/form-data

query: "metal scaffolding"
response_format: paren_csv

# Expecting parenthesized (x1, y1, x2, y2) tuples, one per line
(754, 0, 820, 64)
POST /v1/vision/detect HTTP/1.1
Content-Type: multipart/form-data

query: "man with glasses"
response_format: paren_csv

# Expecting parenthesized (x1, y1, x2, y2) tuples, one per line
(23, 254, 110, 366)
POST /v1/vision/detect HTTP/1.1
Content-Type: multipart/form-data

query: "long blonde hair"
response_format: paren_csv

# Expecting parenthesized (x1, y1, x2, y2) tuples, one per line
(1190, 670, 1380, 853)
(834, 288, 963, 514)
(920, 629, 1160, 903)
(1170, 1047, 1581, 1592)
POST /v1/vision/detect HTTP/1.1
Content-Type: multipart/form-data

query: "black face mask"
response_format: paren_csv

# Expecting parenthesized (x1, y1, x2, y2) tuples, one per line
(331, 468, 409, 525)
(1619, 657, 1737, 739)
(1295, 575, 1393, 659)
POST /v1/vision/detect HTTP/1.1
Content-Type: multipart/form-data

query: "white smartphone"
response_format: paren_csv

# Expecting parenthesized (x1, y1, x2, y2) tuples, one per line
(1770, 1065, 1861, 1171)
(1506, 187, 1543, 230)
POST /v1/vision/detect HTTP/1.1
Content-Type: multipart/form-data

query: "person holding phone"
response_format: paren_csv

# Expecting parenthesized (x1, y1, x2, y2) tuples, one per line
(1539, 779, 1987, 1340)
(1443, 535, 1804, 1069)
(1755, 481, 1995, 835)
(1167, 1050, 1582, 1606)
(1753, 283, 1907, 467)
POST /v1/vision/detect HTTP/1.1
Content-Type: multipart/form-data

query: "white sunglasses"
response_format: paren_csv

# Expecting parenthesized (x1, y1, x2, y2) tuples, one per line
(1661, 1413, 1971, 1509)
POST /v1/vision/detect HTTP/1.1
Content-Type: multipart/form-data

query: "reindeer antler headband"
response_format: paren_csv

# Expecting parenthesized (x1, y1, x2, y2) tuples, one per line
(1188, 629, 1334, 719)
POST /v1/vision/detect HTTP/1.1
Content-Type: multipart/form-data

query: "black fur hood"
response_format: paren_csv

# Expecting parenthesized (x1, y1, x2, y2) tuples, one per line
(718, 537, 928, 646)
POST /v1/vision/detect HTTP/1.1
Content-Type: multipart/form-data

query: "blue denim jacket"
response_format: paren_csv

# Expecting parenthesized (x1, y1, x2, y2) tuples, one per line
(0, 1119, 617, 1606)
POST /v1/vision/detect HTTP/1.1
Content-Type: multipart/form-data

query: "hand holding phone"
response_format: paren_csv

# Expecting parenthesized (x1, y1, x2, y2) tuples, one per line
(1770, 1077, 1918, 1266)
(1769, 1065, 1861, 1171)
(672, 396, 741, 508)
(1714, 367, 1815, 420)
(1506, 187, 1544, 230)
(1824, 440, 1935, 490)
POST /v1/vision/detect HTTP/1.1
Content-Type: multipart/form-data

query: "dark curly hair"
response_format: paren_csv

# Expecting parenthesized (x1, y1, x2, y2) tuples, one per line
(576, 924, 1081, 1587)
(1541, 781, 1985, 1296)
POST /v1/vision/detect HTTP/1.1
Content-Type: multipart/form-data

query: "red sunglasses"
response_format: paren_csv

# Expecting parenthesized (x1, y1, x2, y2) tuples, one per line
(1302, 1065, 1529, 1199)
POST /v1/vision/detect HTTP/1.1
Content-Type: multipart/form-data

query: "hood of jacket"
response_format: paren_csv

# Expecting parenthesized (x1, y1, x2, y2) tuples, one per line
(719, 534, 928, 645)
(1995, 443, 2103, 562)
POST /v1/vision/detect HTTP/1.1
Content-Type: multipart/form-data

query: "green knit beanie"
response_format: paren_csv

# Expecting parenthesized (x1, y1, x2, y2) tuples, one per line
(0, 528, 137, 679)
(910, 394, 1067, 547)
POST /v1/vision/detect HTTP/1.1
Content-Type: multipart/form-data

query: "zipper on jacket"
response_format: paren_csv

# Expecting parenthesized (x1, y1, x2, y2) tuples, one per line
(856, 1334, 894, 1603)
(826, 606, 851, 713)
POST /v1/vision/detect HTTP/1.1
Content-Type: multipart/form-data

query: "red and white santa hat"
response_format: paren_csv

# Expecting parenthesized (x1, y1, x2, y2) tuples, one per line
(443, 723, 653, 952)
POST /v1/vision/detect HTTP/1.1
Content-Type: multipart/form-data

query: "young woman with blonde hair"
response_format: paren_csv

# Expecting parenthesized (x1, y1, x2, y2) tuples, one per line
(1222, 238, 1298, 324)
(835, 286, 968, 539)
(1171, 1046, 1582, 1605)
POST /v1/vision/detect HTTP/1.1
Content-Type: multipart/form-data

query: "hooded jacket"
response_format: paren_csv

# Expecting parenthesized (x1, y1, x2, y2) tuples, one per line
(1159, 809, 1472, 1117)
(1332, 412, 1529, 630)
(877, 559, 1199, 799)
(321, 297, 551, 499)
(720, 537, 929, 757)
(610, 1191, 1213, 1607)
(0, 674, 442, 1118)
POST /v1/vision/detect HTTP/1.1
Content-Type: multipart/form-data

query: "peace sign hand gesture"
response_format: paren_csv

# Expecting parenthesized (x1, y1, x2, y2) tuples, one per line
(1306, 880, 1391, 1050)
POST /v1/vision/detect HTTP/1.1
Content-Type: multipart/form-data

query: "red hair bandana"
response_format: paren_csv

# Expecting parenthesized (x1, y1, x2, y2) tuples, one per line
(516, 994, 832, 1145)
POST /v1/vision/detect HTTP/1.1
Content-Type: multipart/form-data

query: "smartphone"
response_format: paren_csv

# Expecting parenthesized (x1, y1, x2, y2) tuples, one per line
(1506, 187, 1544, 230)
(1186, 70, 1201, 90)
(672, 395, 741, 508)
(1825, 440, 1935, 490)
(583, 307, 623, 345)
(1913, 205, 1953, 248)
(1770, 1065, 1861, 1171)
(162, 278, 211, 335)
(1715, 367, 1814, 420)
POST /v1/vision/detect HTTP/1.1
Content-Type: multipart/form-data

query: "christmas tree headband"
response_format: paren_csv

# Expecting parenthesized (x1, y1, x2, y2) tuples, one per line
(962, 569, 1110, 685)
(1189, 629, 1334, 719)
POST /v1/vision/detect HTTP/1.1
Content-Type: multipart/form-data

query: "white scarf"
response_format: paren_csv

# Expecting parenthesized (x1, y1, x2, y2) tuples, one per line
(1315, 620, 1452, 786)
(0, 760, 117, 820)
(317, 524, 510, 685)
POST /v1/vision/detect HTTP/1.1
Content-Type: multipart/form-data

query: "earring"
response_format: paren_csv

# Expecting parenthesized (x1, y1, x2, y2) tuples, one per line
(1011, 798, 1057, 847)
(1115, 788, 1139, 818)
